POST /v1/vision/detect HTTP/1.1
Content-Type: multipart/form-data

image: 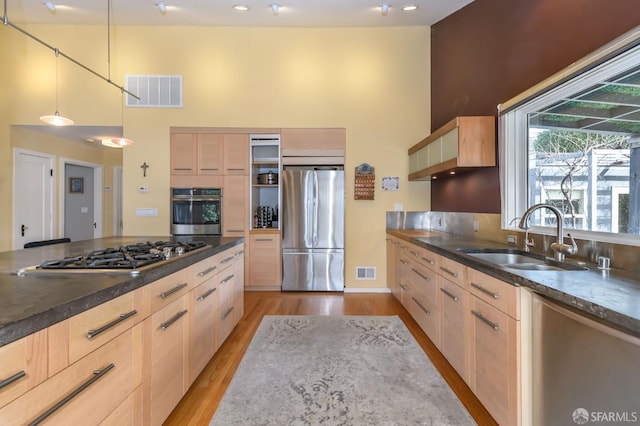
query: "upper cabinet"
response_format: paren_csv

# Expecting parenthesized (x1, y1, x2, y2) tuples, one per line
(408, 116, 496, 181)
(280, 128, 345, 165)
(223, 134, 249, 175)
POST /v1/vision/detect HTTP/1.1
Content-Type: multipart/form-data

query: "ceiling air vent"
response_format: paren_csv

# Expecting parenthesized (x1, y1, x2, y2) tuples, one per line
(126, 75, 182, 108)
(355, 267, 376, 280)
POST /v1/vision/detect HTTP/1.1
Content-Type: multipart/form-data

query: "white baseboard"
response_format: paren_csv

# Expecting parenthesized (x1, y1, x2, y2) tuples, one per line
(344, 287, 392, 294)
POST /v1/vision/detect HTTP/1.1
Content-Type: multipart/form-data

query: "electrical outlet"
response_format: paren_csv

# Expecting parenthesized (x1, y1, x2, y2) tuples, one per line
(506, 235, 517, 245)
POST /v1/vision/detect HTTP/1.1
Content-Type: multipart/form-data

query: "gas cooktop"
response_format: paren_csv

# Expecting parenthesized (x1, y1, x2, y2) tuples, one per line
(16, 240, 209, 276)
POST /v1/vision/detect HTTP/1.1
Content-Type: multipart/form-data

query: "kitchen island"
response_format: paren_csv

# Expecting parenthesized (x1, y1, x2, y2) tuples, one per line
(0, 236, 244, 425)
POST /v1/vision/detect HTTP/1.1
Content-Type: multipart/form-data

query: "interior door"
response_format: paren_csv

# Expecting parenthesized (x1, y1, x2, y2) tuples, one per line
(64, 164, 95, 241)
(13, 150, 55, 249)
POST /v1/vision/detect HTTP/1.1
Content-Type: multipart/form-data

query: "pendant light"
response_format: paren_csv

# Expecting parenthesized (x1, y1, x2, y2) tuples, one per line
(40, 48, 74, 126)
(103, 90, 134, 148)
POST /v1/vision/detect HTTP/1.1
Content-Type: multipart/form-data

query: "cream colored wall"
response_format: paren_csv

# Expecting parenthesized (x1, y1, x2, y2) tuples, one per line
(2, 25, 431, 288)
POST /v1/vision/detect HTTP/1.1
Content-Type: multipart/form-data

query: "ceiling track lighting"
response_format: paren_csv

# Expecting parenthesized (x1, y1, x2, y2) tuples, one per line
(381, 4, 390, 16)
(43, 1, 56, 12)
(156, 2, 167, 13)
(40, 48, 74, 126)
(270, 4, 280, 16)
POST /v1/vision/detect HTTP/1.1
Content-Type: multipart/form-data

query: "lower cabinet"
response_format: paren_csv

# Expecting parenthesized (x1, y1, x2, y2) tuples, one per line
(0, 243, 245, 426)
(247, 231, 281, 290)
(387, 234, 521, 425)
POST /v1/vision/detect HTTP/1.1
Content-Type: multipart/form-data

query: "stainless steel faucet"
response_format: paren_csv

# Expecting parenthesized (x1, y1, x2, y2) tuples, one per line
(518, 203, 578, 262)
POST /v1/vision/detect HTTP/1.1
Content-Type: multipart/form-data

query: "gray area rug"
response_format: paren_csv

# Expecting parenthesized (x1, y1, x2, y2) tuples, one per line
(210, 315, 475, 425)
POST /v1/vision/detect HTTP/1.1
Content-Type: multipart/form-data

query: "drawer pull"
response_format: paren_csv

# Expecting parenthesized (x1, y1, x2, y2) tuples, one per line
(409, 250, 419, 257)
(198, 266, 217, 277)
(255, 238, 273, 242)
(221, 306, 234, 320)
(471, 310, 499, 331)
(0, 371, 26, 390)
(227, 229, 245, 233)
(392, 241, 400, 246)
(160, 283, 188, 299)
(399, 283, 409, 291)
(226, 168, 245, 171)
(412, 297, 431, 315)
(199, 168, 219, 171)
(160, 309, 189, 330)
(471, 282, 499, 299)
(439, 266, 459, 278)
(235, 250, 245, 256)
(411, 268, 430, 282)
(440, 288, 460, 302)
(400, 259, 408, 265)
(197, 288, 217, 301)
(86, 310, 138, 340)
(173, 168, 192, 171)
(221, 256, 235, 264)
(220, 274, 234, 284)
(421, 256, 435, 265)
(28, 363, 115, 426)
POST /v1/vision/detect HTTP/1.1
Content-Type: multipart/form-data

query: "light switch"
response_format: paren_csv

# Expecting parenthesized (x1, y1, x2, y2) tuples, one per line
(136, 208, 157, 217)
(81, 207, 89, 213)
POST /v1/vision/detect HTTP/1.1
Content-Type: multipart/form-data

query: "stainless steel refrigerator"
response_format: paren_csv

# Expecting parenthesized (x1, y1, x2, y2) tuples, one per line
(281, 166, 344, 291)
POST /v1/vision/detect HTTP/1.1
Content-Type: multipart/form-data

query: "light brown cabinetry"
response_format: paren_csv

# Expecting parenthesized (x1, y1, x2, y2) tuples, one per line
(223, 134, 249, 175)
(0, 330, 48, 408)
(408, 116, 496, 180)
(247, 231, 281, 290)
(280, 128, 346, 163)
(170, 133, 225, 187)
(386, 234, 522, 425)
(223, 175, 248, 237)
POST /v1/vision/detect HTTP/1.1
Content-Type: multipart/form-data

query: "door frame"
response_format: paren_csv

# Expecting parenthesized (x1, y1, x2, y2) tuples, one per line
(13, 148, 56, 250)
(59, 157, 104, 239)
(113, 166, 123, 236)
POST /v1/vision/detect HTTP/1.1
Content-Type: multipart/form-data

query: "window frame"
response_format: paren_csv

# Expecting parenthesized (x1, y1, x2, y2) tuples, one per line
(498, 26, 640, 246)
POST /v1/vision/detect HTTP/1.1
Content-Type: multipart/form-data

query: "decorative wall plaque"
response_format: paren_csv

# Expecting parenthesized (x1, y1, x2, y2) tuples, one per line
(354, 163, 375, 200)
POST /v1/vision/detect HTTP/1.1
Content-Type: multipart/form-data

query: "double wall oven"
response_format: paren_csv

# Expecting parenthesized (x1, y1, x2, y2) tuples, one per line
(171, 188, 222, 235)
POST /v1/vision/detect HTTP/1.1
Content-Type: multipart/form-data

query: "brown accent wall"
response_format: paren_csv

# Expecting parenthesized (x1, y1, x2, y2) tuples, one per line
(430, 0, 640, 213)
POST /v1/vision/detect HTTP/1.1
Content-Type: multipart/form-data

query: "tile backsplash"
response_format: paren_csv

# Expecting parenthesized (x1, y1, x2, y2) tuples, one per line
(387, 211, 640, 273)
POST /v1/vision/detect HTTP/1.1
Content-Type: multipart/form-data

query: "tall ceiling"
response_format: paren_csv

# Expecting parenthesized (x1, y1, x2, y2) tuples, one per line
(3, 0, 475, 27)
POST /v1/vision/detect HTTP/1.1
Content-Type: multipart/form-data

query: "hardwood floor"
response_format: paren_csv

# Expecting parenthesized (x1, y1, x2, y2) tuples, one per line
(165, 291, 497, 425)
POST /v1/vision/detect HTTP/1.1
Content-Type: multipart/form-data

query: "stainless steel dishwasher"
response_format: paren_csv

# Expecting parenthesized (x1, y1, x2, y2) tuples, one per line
(532, 293, 640, 425)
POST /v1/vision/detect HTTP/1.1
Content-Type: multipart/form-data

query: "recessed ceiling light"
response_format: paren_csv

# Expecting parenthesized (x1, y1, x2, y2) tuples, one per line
(43, 2, 56, 12)
(156, 2, 167, 13)
(270, 4, 280, 15)
(233, 5, 249, 11)
(380, 4, 390, 16)
(402, 4, 418, 11)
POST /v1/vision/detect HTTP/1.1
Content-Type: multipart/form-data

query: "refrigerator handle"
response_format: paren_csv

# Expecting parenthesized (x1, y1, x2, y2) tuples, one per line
(313, 171, 318, 245)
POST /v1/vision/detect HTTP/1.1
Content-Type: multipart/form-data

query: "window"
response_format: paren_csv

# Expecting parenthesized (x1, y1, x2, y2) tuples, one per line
(499, 27, 640, 245)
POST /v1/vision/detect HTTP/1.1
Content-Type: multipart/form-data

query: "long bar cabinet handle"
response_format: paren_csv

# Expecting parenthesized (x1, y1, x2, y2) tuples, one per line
(440, 288, 460, 302)
(199, 168, 219, 171)
(172, 168, 192, 171)
(440, 266, 459, 278)
(198, 266, 217, 277)
(471, 310, 500, 331)
(221, 256, 235, 264)
(220, 274, 235, 284)
(421, 256, 435, 265)
(409, 250, 419, 257)
(221, 307, 234, 320)
(86, 310, 138, 340)
(411, 268, 430, 282)
(160, 309, 188, 330)
(197, 288, 217, 301)
(399, 259, 408, 265)
(28, 363, 115, 426)
(411, 297, 431, 315)
(0, 371, 26, 389)
(227, 229, 245, 233)
(470, 282, 499, 299)
(255, 238, 273, 242)
(160, 283, 188, 299)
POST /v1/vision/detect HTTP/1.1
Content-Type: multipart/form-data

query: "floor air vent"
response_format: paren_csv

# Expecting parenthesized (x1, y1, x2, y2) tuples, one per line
(355, 267, 376, 280)
(126, 75, 182, 107)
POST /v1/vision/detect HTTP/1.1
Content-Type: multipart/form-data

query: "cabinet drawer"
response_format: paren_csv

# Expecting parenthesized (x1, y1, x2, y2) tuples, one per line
(216, 270, 236, 310)
(145, 269, 190, 314)
(217, 303, 236, 346)
(408, 262, 438, 305)
(99, 385, 143, 426)
(468, 268, 519, 319)
(189, 253, 223, 287)
(68, 289, 143, 364)
(0, 330, 48, 408)
(406, 244, 440, 271)
(410, 293, 441, 349)
(438, 256, 467, 289)
(0, 326, 140, 426)
(470, 297, 518, 426)
(439, 278, 470, 383)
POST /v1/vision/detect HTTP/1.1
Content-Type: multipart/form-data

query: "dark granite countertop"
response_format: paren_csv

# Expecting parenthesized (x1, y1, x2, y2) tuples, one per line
(0, 236, 244, 347)
(387, 229, 640, 337)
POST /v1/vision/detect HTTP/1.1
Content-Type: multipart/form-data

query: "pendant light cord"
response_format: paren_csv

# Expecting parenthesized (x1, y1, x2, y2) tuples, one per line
(54, 48, 60, 113)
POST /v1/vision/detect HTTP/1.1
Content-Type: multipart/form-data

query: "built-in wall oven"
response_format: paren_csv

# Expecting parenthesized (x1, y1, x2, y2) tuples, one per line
(171, 188, 222, 235)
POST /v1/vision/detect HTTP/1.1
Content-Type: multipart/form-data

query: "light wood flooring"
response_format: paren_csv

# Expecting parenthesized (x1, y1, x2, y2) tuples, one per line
(165, 291, 497, 425)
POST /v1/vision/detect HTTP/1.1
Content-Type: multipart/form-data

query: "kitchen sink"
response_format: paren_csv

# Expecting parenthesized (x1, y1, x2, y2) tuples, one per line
(457, 248, 588, 271)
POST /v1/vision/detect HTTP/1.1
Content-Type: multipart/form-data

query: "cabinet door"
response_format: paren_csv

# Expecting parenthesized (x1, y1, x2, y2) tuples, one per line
(170, 134, 197, 175)
(223, 134, 249, 175)
(470, 297, 519, 426)
(144, 296, 189, 426)
(197, 134, 224, 175)
(188, 278, 218, 384)
(385, 236, 399, 298)
(248, 232, 281, 288)
(223, 175, 248, 236)
(441, 127, 459, 162)
(439, 278, 470, 383)
(0, 330, 47, 408)
(0, 327, 140, 426)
